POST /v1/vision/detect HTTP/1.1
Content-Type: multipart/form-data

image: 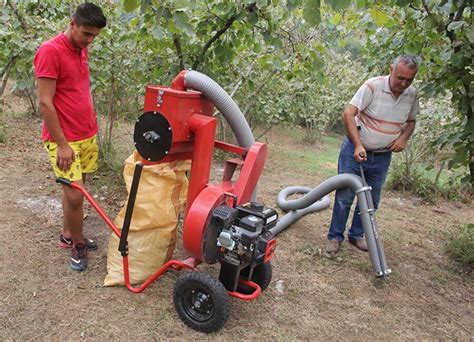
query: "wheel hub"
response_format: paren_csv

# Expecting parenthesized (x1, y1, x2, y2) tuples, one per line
(193, 292, 209, 309)
(185, 289, 214, 321)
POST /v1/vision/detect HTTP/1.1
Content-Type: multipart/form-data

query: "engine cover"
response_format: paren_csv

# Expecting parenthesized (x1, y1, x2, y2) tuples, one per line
(201, 202, 278, 264)
(207, 203, 278, 291)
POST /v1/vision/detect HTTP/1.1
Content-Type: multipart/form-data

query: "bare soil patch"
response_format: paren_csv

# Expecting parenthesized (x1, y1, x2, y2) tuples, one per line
(0, 94, 472, 340)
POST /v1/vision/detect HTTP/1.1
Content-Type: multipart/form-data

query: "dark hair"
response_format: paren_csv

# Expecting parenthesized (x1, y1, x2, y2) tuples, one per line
(72, 3, 106, 29)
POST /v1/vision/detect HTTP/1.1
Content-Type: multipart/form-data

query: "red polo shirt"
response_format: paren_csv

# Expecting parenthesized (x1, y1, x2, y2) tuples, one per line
(34, 32, 98, 142)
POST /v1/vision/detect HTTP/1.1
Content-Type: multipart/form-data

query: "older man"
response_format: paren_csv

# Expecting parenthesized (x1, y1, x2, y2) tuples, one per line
(326, 55, 419, 254)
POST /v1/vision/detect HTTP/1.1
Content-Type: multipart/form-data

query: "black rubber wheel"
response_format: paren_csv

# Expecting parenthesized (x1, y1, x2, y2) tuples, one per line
(237, 261, 272, 294)
(173, 272, 230, 333)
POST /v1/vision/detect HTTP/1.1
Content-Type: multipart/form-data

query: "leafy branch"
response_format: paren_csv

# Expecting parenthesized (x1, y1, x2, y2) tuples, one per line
(173, 33, 185, 70)
(192, 2, 257, 70)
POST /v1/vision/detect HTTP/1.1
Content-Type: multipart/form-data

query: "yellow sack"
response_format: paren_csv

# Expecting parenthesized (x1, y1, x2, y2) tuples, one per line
(104, 151, 190, 286)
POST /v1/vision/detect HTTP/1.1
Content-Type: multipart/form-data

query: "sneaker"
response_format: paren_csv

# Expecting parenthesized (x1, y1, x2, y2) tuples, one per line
(59, 234, 97, 251)
(69, 243, 88, 271)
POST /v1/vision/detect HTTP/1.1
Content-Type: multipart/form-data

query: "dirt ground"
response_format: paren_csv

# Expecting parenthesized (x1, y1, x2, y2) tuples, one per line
(1, 93, 473, 340)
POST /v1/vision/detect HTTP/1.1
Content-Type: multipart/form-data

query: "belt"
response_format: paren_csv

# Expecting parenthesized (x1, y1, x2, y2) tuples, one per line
(366, 149, 391, 155)
(346, 136, 391, 154)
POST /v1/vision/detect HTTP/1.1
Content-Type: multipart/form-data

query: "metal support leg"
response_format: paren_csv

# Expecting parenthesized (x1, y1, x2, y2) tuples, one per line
(119, 163, 144, 256)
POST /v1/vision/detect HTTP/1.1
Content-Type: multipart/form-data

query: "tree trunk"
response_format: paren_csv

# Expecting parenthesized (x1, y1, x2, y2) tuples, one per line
(0, 56, 18, 97)
(434, 159, 446, 186)
(24, 86, 38, 117)
(105, 75, 116, 150)
(173, 34, 185, 70)
(466, 97, 473, 188)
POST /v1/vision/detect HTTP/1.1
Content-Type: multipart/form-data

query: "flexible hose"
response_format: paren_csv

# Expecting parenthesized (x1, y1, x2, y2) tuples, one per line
(184, 70, 255, 149)
(271, 186, 330, 236)
(274, 173, 390, 277)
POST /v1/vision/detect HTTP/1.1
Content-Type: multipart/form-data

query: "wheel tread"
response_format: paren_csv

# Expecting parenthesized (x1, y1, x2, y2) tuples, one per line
(173, 271, 231, 333)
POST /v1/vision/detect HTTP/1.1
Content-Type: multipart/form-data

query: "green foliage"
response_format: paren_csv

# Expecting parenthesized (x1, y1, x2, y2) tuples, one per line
(352, 1, 473, 185)
(303, 0, 321, 26)
(445, 224, 474, 269)
(0, 1, 72, 114)
(326, 0, 351, 11)
(387, 96, 468, 202)
(369, 7, 392, 27)
(388, 162, 460, 203)
(1, 0, 472, 197)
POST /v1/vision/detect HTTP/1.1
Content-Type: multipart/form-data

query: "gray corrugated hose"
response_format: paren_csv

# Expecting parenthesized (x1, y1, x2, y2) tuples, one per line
(273, 173, 391, 278)
(272, 186, 331, 235)
(184, 70, 255, 149)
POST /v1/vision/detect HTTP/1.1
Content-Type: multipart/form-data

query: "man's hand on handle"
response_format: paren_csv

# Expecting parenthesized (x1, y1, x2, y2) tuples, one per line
(354, 145, 367, 163)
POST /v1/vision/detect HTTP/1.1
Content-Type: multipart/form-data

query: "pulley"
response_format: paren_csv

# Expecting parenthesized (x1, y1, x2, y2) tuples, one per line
(133, 111, 172, 161)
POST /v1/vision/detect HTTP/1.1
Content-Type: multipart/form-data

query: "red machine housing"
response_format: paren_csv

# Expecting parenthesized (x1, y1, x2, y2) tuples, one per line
(57, 71, 278, 333)
(139, 73, 270, 262)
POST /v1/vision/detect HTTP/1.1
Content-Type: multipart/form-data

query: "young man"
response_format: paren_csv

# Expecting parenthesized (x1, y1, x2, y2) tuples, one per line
(34, 3, 106, 271)
(326, 55, 419, 254)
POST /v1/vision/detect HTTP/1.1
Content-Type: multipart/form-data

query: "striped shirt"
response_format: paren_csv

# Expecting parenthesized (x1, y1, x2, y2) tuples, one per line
(350, 75, 419, 151)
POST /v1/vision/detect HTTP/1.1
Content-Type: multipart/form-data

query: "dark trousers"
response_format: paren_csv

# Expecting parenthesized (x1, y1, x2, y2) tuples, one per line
(328, 137, 392, 241)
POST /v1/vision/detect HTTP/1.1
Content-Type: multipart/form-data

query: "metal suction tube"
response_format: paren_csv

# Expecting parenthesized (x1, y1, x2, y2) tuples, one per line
(354, 186, 391, 277)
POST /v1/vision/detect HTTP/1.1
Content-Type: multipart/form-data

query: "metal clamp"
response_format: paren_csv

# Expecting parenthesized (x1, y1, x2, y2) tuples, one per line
(156, 89, 165, 107)
(223, 192, 238, 207)
(376, 268, 392, 278)
(358, 208, 375, 215)
(355, 185, 372, 194)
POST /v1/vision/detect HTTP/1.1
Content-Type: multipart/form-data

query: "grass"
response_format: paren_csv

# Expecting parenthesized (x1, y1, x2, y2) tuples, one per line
(0, 121, 5, 144)
(272, 129, 469, 201)
(0, 99, 7, 143)
(2, 111, 474, 340)
(270, 130, 341, 178)
(430, 265, 464, 285)
(387, 161, 469, 203)
(445, 224, 474, 269)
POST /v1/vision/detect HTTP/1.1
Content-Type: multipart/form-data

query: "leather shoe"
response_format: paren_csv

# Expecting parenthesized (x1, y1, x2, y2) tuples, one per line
(326, 239, 342, 253)
(349, 237, 368, 252)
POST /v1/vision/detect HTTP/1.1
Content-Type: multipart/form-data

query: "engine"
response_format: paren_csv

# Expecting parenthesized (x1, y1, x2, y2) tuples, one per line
(210, 202, 278, 292)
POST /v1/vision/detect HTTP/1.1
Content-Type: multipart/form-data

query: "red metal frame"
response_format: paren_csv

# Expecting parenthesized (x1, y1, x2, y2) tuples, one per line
(170, 70, 186, 91)
(67, 181, 262, 300)
(214, 141, 247, 156)
(185, 114, 217, 214)
(232, 142, 267, 205)
(228, 280, 262, 299)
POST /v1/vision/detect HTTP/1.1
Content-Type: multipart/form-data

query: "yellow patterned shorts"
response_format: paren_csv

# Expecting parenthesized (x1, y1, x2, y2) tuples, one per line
(44, 135, 99, 182)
